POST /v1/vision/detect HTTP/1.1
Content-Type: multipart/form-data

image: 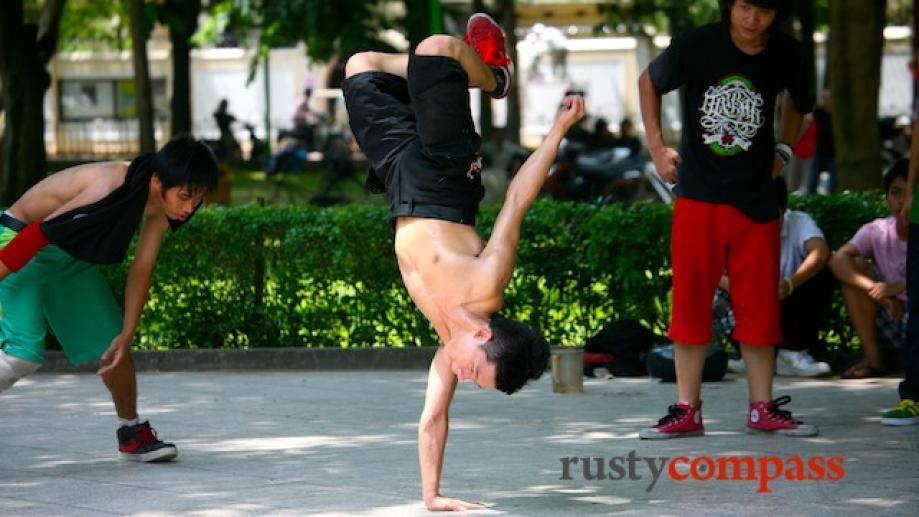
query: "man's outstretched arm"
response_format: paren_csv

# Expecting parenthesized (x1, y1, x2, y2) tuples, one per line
(419, 348, 485, 511)
(97, 214, 167, 376)
(478, 95, 585, 292)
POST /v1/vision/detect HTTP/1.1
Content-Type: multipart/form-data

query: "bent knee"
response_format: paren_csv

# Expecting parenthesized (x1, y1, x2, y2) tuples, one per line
(345, 52, 382, 78)
(414, 34, 463, 59)
(0, 351, 41, 391)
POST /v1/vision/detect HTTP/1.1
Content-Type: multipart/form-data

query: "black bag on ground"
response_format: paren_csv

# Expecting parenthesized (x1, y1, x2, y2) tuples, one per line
(645, 342, 728, 382)
(584, 318, 658, 377)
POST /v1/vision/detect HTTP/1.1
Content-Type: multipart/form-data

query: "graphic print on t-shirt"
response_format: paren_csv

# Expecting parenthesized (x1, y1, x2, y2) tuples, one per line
(699, 74, 764, 156)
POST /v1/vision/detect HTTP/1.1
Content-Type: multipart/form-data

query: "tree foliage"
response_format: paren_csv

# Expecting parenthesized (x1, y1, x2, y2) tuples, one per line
(198, 0, 397, 64)
(598, 0, 838, 37)
(599, 0, 721, 37)
(58, 0, 131, 51)
(155, 0, 202, 136)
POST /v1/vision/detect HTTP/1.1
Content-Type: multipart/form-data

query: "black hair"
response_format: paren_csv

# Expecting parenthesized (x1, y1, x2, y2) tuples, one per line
(481, 315, 550, 395)
(774, 175, 789, 211)
(884, 158, 909, 193)
(721, 0, 792, 28)
(151, 135, 219, 193)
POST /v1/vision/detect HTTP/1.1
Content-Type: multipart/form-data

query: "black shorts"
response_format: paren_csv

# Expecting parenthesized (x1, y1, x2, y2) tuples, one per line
(343, 54, 484, 226)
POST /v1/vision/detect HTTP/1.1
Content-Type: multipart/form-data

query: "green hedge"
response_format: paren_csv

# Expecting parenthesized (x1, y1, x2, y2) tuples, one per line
(104, 193, 889, 350)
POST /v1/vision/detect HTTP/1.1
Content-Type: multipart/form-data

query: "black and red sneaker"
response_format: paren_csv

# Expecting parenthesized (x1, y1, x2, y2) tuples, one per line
(747, 396, 818, 436)
(639, 401, 705, 439)
(464, 13, 513, 99)
(117, 421, 178, 462)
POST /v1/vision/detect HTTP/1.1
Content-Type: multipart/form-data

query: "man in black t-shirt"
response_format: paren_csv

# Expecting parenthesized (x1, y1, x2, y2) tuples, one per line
(638, 0, 817, 439)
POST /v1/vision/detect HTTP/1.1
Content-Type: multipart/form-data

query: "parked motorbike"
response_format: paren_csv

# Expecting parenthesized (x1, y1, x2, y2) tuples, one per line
(544, 138, 673, 204)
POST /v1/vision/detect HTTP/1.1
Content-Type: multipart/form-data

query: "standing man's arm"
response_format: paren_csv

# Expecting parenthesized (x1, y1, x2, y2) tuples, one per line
(97, 215, 167, 375)
(419, 348, 485, 512)
(639, 69, 681, 184)
(477, 95, 584, 293)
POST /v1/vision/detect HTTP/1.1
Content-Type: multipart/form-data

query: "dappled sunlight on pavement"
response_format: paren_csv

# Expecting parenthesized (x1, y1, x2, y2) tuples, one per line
(0, 370, 916, 515)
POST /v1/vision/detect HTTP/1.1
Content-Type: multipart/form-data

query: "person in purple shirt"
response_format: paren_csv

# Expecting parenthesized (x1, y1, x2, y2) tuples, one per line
(829, 160, 909, 378)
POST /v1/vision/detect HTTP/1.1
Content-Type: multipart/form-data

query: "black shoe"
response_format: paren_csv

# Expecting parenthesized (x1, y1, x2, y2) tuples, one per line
(117, 421, 178, 463)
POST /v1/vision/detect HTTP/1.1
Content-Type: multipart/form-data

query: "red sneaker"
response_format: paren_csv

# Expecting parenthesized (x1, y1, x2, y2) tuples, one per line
(118, 421, 178, 462)
(639, 401, 704, 439)
(747, 396, 818, 436)
(464, 13, 513, 99)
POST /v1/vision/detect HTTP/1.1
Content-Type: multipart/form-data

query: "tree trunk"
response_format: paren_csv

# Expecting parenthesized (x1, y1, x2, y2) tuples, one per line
(170, 33, 192, 137)
(496, 0, 520, 145)
(0, 0, 64, 206)
(164, 0, 200, 137)
(829, 0, 886, 191)
(795, 0, 817, 98)
(131, 0, 156, 153)
(913, 0, 918, 105)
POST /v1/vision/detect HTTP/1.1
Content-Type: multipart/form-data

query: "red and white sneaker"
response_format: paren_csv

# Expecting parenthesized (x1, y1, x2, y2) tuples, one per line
(117, 421, 178, 462)
(747, 396, 818, 436)
(639, 401, 704, 439)
(464, 13, 513, 99)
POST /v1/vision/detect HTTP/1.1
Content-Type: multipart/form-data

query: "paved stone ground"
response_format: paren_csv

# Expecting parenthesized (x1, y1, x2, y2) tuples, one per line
(1, 371, 917, 516)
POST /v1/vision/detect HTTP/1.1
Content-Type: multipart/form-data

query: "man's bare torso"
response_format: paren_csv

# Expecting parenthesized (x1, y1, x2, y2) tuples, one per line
(393, 217, 497, 342)
(8, 162, 129, 224)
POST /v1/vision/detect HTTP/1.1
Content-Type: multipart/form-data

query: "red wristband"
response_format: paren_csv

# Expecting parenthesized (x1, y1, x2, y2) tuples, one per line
(0, 220, 49, 272)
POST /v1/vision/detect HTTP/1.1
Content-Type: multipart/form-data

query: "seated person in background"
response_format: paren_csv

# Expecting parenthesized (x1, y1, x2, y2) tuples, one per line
(616, 117, 643, 158)
(715, 177, 833, 377)
(829, 160, 909, 379)
(292, 87, 320, 151)
(589, 117, 617, 149)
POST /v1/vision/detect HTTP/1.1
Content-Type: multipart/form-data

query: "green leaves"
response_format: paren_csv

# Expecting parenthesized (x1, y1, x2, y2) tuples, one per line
(199, 0, 396, 63)
(598, 0, 720, 37)
(104, 193, 887, 349)
(58, 0, 131, 52)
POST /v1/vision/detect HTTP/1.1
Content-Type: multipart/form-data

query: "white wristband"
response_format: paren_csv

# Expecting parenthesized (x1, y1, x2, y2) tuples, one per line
(774, 142, 793, 165)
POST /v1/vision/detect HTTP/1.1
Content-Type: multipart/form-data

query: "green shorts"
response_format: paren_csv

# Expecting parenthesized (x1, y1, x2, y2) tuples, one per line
(0, 226, 122, 366)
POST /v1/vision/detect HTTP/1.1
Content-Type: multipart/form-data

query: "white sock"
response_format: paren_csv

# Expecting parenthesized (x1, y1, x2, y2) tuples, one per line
(119, 417, 140, 428)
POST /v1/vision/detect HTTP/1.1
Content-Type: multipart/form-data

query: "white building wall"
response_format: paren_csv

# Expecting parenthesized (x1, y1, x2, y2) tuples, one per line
(42, 30, 915, 157)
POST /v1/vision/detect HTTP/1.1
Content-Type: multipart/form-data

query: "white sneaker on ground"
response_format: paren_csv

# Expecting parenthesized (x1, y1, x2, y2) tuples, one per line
(775, 349, 830, 377)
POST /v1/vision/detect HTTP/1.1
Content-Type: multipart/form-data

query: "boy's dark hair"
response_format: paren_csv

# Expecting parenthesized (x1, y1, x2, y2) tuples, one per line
(721, 0, 792, 27)
(774, 175, 789, 211)
(152, 135, 219, 193)
(481, 315, 550, 395)
(884, 158, 909, 193)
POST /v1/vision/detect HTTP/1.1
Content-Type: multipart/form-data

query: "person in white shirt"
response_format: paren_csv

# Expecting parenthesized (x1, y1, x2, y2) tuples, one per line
(715, 177, 833, 377)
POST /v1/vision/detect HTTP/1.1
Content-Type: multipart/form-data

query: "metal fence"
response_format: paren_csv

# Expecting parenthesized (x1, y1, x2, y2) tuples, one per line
(49, 119, 168, 159)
